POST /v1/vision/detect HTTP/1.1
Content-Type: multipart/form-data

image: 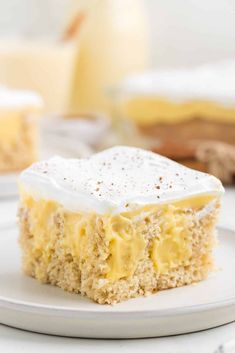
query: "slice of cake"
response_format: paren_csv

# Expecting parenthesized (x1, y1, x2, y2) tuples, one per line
(0, 87, 43, 173)
(113, 61, 235, 131)
(18, 146, 224, 304)
(110, 61, 235, 180)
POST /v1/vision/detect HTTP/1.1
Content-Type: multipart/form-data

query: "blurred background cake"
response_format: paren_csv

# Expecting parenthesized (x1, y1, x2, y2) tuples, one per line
(110, 61, 235, 182)
(0, 87, 42, 172)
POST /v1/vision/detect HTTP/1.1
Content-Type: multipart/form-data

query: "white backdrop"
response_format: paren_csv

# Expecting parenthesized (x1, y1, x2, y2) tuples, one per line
(148, 0, 235, 68)
(0, 0, 235, 68)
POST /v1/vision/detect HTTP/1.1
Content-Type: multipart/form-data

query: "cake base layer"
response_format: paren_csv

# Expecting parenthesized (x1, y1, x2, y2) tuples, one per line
(19, 195, 219, 304)
(140, 118, 235, 146)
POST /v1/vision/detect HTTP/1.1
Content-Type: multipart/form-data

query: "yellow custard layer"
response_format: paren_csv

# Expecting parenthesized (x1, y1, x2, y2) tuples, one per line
(0, 111, 22, 144)
(21, 192, 216, 281)
(0, 106, 40, 147)
(119, 97, 235, 125)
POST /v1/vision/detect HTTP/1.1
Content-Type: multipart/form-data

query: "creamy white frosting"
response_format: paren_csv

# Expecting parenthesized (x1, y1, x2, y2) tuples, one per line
(0, 86, 43, 109)
(19, 146, 224, 214)
(117, 60, 235, 106)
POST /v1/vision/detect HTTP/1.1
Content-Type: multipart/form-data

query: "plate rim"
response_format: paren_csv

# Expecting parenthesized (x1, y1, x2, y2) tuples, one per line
(0, 294, 235, 319)
(0, 226, 235, 319)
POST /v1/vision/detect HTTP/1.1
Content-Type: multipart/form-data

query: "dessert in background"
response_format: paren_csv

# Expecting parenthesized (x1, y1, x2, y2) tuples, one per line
(0, 87, 42, 173)
(111, 61, 235, 182)
(18, 146, 223, 304)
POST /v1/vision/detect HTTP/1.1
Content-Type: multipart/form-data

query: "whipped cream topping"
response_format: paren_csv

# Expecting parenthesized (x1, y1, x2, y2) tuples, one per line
(117, 60, 235, 106)
(0, 86, 43, 109)
(20, 146, 224, 214)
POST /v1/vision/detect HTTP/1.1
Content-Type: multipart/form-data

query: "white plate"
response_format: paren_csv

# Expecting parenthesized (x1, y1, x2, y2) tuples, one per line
(0, 227, 234, 338)
(0, 172, 19, 198)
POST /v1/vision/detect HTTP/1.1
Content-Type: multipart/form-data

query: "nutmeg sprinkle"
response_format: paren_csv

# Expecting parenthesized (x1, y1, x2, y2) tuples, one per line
(20, 146, 223, 214)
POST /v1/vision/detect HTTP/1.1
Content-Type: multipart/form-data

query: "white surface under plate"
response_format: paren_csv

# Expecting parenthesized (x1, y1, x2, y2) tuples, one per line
(0, 227, 234, 339)
(0, 172, 19, 197)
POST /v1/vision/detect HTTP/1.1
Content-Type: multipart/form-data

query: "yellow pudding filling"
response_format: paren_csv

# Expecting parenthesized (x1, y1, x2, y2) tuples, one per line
(0, 111, 24, 144)
(0, 109, 37, 143)
(20, 191, 216, 282)
(150, 206, 193, 274)
(0, 105, 40, 172)
(119, 97, 235, 125)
